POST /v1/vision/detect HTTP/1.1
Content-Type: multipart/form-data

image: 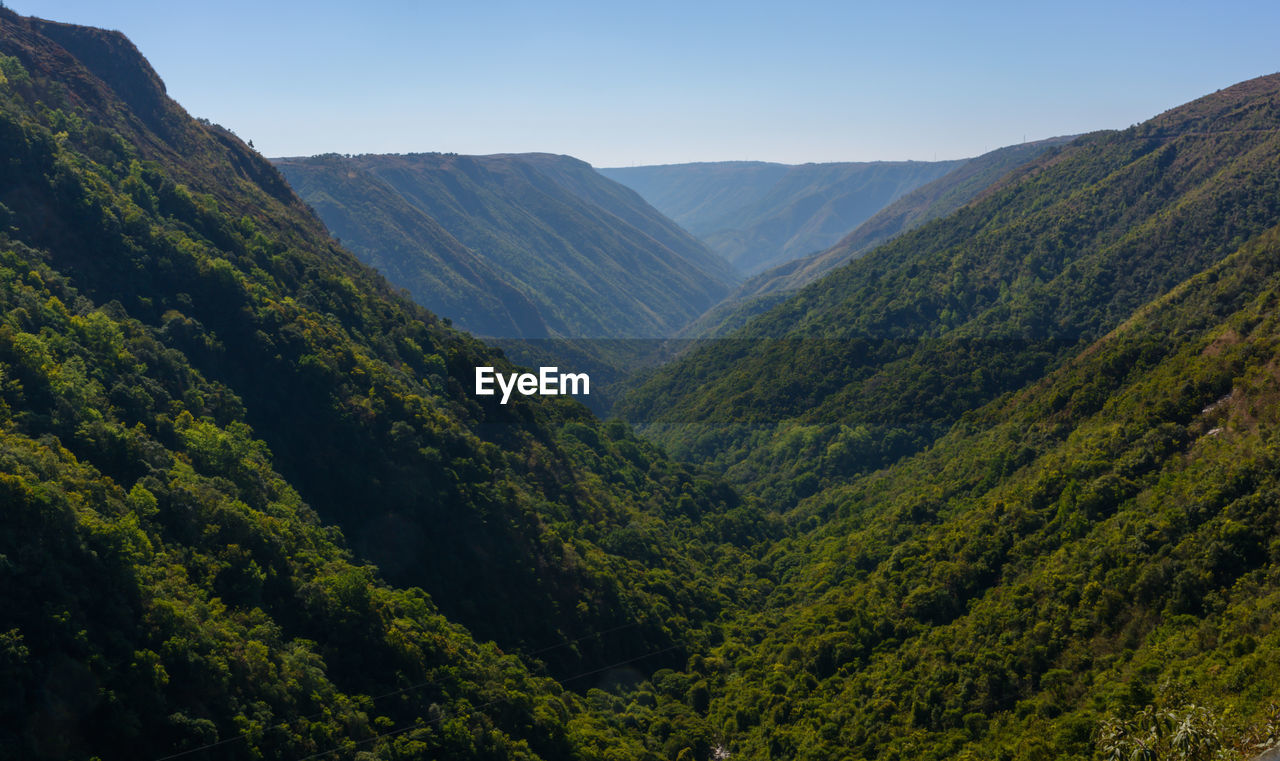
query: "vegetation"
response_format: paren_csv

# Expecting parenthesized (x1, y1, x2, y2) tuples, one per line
(600, 159, 963, 275)
(687, 137, 1076, 339)
(276, 152, 735, 341)
(8, 8, 1280, 761)
(620, 77, 1280, 509)
(272, 152, 548, 338)
(1097, 704, 1280, 761)
(0, 13, 767, 759)
(687, 219, 1280, 758)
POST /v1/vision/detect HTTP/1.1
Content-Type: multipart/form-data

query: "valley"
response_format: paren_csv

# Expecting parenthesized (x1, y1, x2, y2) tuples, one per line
(598, 159, 963, 275)
(2, 6, 1280, 761)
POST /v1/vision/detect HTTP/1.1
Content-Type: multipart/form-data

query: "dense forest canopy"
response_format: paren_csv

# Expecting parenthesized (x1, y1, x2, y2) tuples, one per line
(686, 137, 1076, 340)
(275, 152, 735, 340)
(4, 8, 1280, 761)
(620, 76, 1280, 510)
(0, 12, 768, 759)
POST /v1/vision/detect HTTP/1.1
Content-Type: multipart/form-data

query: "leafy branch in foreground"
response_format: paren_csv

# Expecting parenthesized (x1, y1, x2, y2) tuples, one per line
(1098, 704, 1280, 761)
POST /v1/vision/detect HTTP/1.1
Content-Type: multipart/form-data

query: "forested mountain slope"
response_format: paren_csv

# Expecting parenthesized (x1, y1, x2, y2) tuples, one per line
(11, 8, 1280, 761)
(276, 151, 735, 339)
(263, 153, 547, 337)
(0, 12, 766, 758)
(599, 159, 962, 275)
(599, 161, 792, 231)
(681, 139, 1075, 339)
(619, 74, 1280, 509)
(703, 211, 1280, 761)
(742, 137, 1077, 299)
(611, 74, 1280, 760)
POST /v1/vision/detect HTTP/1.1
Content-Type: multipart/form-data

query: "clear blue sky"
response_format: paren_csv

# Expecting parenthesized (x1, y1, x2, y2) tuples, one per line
(8, 0, 1280, 167)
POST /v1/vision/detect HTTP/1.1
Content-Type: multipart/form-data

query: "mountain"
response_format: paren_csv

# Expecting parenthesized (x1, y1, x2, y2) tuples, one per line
(600, 161, 792, 232)
(10, 7, 1280, 761)
(745, 138, 1078, 298)
(681, 138, 1076, 339)
(702, 216, 1280, 760)
(599, 159, 964, 275)
(0, 12, 766, 759)
(619, 74, 1280, 506)
(275, 151, 736, 340)
(262, 153, 546, 337)
(618, 72, 1280, 759)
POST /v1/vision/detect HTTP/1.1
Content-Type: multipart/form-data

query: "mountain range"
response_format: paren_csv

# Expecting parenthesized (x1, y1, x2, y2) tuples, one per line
(0, 13, 765, 758)
(275, 151, 735, 340)
(685, 137, 1077, 339)
(616, 71, 1280, 757)
(599, 158, 963, 275)
(620, 75, 1280, 505)
(5, 7, 1280, 761)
